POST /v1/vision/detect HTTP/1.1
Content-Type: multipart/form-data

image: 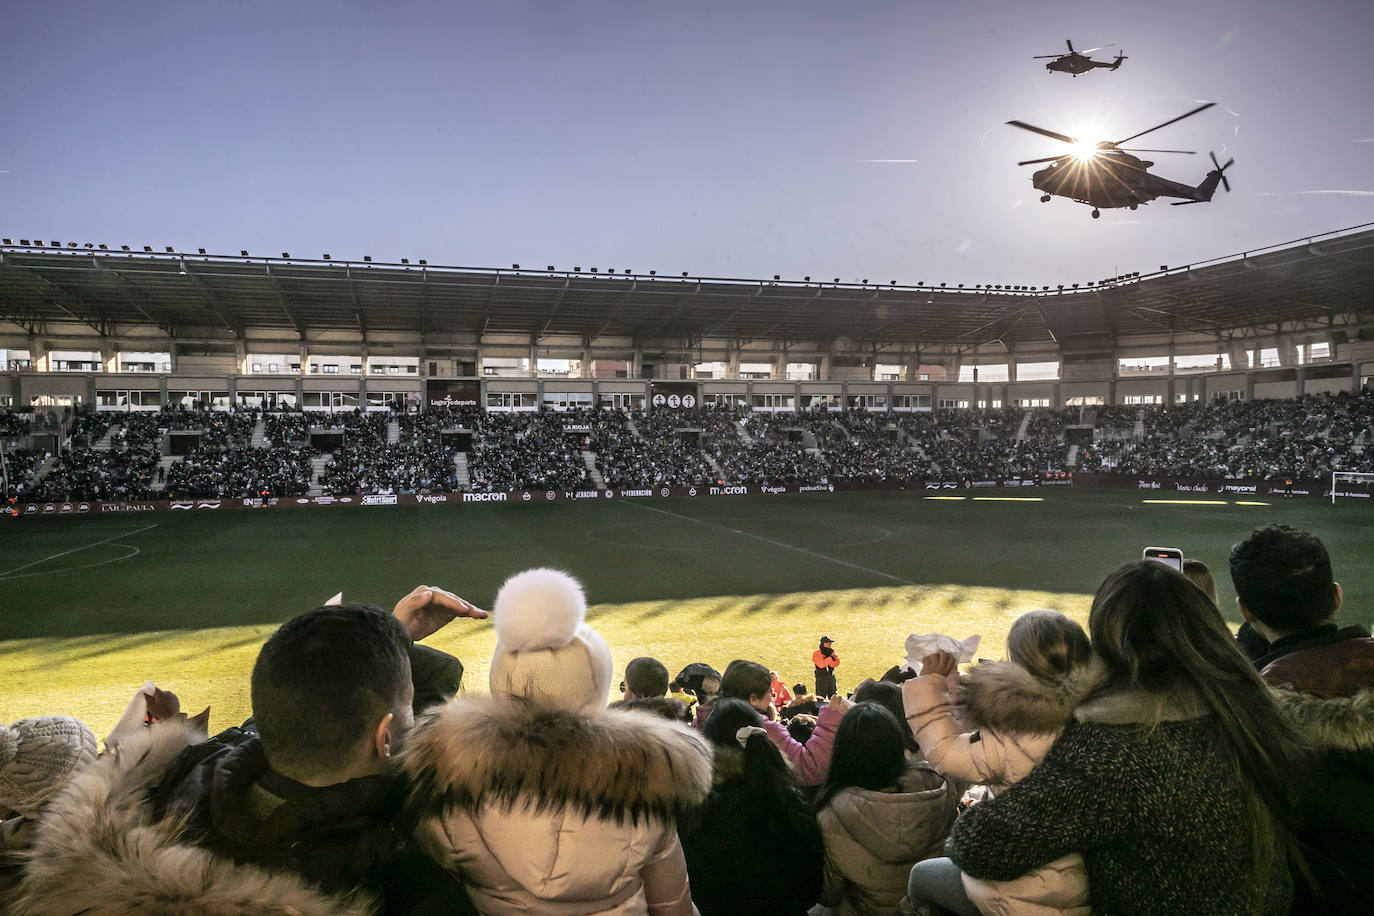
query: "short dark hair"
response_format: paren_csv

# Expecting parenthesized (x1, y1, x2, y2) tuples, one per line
(1229, 525, 1337, 631)
(251, 604, 411, 776)
(719, 660, 772, 702)
(625, 656, 670, 697)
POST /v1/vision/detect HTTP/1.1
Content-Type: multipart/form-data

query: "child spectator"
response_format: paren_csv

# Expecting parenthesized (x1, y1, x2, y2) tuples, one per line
(814, 703, 958, 915)
(719, 659, 850, 787)
(769, 670, 793, 709)
(904, 609, 1097, 915)
(402, 568, 712, 915)
(678, 698, 823, 915)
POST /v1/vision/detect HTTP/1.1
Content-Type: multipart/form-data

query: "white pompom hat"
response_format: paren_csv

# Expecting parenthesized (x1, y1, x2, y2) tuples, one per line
(488, 568, 613, 716)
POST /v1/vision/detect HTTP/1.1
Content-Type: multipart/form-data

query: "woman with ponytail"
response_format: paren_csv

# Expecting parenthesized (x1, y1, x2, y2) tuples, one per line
(678, 698, 824, 915)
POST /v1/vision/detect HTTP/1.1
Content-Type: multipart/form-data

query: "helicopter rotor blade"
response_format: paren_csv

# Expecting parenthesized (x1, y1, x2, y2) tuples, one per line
(1017, 155, 1067, 166)
(1006, 120, 1079, 145)
(1116, 148, 1197, 155)
(1078, 43, 1114, 54)
(1033, 54, 1066, 58)
(1066, 39, 1075, 53)
(1115, 102, 1216, 145)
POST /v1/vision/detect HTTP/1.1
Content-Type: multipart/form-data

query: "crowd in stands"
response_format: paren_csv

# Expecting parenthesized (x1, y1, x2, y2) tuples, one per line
(3, 524, 1370, 913)
(164, 445, 315, 499)
(3, 389, 1371, 502)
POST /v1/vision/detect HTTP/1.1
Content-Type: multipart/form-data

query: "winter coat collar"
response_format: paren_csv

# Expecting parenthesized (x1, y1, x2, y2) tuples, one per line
(1073, 683, 1209, 726)
(956, 658, 1106, 736)
(824, 764, 954, 862)
(17, 721, 368, 915)
(402, 695, 713, 826)
(1270, 686, 1374, 753)
(1256, 623, 1369, 669)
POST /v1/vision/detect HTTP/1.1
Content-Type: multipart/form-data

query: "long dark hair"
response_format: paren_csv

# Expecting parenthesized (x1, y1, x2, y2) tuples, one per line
(813, 703, 907, 813)
(1089, 561, 1306, 879)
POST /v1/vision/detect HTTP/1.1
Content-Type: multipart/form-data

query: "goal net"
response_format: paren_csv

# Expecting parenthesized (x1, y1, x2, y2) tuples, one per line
(1330, 470, 1374, 504)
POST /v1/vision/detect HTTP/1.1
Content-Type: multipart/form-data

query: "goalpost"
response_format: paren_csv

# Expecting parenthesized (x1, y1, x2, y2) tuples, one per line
(1331, 470, 1374, 504)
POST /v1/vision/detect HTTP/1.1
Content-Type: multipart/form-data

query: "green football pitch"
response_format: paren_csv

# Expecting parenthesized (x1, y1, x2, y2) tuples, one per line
(2, 489, 1371, 736)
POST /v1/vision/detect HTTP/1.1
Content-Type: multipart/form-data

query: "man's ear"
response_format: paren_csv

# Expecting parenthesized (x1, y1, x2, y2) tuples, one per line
(1333, 582, 1343, 613)
(373, 712, 396, 760)
(1236, 596, 1255, 623)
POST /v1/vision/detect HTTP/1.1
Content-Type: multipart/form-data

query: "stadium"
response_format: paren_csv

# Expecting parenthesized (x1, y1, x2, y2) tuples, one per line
(4, 3, 1374, 912)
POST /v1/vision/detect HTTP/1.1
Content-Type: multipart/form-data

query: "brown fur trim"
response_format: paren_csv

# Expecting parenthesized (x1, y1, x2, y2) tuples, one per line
(607, 695, 692, 724)
(17, 721, 369, 916)
(1271, 686, 1374, 752)
(955, 658, 1105, 736)
(401, 696, 713, 826)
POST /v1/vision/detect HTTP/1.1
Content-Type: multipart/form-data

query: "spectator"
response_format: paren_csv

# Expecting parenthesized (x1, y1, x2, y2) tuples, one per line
(851, 679, 919, 759)
(610, 657, 690, 723)
(401, 568, 711, 915)
(1, 716, 97, 893)
(678, 698, 824, 915)
(904, 609, 1097, 916)
(814, 703, 958, 915)
(1181, 558, 1219, 607)
(19, 590, 482, 914)
(1230, 525, 1374, 910)
(944, 561, 1304, 915)
(1230, 524, 1374, 698)
(718, 659, 849, 788)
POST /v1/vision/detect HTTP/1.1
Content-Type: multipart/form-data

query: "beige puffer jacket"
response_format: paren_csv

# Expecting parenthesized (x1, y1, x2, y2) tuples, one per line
(817, 764, 959, 915)
(401, 696, 714, 915)
(903, 660, 1100, 916)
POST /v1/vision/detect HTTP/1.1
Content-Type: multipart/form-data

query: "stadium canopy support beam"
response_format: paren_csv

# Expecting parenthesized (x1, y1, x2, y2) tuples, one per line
(643, 282, 704, 339)
(179, 260, 245, 338)
(96, 258, 176, 337)
(589, 280, 639, 339)
(701, 284, 765, 339)
(265, 263, 307, 340)
(344, 266, 366, 340)
(537, 277, 570, 338)
(0, 259, 114, 338)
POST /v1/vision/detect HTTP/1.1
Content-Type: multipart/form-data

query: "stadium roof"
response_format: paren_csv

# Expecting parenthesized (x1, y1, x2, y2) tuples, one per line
(3, 224, 1372, 351)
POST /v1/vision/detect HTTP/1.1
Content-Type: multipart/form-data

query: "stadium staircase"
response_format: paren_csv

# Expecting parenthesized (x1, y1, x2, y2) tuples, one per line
(29, 455, 58, 486)
(150, 455, 180, 492)
(737, 419, 754, 442)
(1016, 411, 1033, 441)
(705, 454, 727, 483)
(626, 417, 643, 439)
(1134, 411, 1146, 440)
(387, 419, 401, 444)
(250, 419, 267, 447)
(307, 455, 331, 498)
(1066, 444, 1080, 467)
(93, 425, 120, 451)
(453, 453, 471, 489)
(580, 450, 606, 490)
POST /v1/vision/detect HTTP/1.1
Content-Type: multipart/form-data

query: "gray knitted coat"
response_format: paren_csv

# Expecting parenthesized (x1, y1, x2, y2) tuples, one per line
(947, 687, 1292, 916)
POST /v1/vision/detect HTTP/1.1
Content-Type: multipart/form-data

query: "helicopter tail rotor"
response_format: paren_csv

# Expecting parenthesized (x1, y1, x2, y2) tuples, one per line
(1210, 151, 1234, 192)
(1110, 52, 1127, 70)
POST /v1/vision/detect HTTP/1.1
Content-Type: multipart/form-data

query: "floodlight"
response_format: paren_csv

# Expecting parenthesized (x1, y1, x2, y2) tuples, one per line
(1, 238, 9, 245)
(773, 274, 780, 281)
(363, 256, 371, 262)
(98, 244, 108, 250)
(401, 258, 409, 264)
(512, 263, 519, 269)
(143, 246, 153, 252)
(282, 252, 290, 258)
(121, 245, 131, 251)
(418, 259, 427, 265)
(166, 246, 174, 253)
(803, 276, 810, 282)
(649, 270, 656, 276)
(19, 239, 29, 245)
(833, 277, 840, 283)
(1072, 283, 1079, 288)
(862, 279, 868, 284)
(85, 243, 94, 249)
(591, 267, 598, 273)
(323, 254, 331, 260)
(957, 283, 963, 288)
(198, 248, 206, 255)
(1160, 265, 1168, 271)
(574, 266, 581, 272)
(68, 242, 77, 248)
(240, 250, 249, 256)
(891, 280, 897, 285)
(546, 265, 555, 271)
(1058, 284, 1064, 289)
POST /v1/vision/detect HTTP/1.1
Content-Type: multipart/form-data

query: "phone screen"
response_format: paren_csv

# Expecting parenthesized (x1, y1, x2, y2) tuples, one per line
(1143, 547, 1183, 571)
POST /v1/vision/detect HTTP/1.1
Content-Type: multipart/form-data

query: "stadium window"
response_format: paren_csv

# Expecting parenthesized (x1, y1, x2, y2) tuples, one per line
(324, 364, 339, 374)
(1255, 348, 1280, 368)
(269, 363, 279, 373)
(252, 363, 263, 373)
(694, 361, 726, 380)
(406, 365, 417, 374)
(958, 364, 1008, 383)
(96, 390, 129, 409)
(939, 399, 969, 409)
(1118, 356, 1170, 375)
(740, 362, 774, 380)
(1121, 394, 1164, 405)
(351, 364, 363, 374)
(1297, 342, 1330, 363)
(1016, 361, 1059, 381)
(1064, 396, 1105, 406)
(786, 362, 817, 381)
(975, 399, 1003, 408)
(1174, 353, 1229, 373)
(875, 364, 903, 381)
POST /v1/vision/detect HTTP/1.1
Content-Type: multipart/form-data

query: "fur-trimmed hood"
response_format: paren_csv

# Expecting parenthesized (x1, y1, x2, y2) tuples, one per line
(402, 695, 713, 826)
(956, 658, 1105, 736)
(16, 721, 368, 915)
(1271, 686, 1374, 753)
(606, 695, 692, 724)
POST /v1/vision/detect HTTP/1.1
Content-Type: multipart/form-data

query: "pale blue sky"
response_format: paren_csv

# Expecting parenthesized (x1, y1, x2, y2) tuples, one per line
(3, 0, 1371, 288)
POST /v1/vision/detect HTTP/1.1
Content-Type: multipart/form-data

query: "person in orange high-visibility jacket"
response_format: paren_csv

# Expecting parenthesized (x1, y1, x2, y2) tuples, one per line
(813, 636, 840, 698)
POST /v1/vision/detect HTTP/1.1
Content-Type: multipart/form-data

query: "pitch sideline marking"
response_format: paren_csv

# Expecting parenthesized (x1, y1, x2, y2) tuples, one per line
(584, 518, 895, 553)
(0, 524, 159, 578)
(624, 501, 916, 586)
(0, 544, 143, 581)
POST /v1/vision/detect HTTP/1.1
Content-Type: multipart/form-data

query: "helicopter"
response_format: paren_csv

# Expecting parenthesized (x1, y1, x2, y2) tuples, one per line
(1007, 102, 1234, 218)
(1034, 40, 1127, 76)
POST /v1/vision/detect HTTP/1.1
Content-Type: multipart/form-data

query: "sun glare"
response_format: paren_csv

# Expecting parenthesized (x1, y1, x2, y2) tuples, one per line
(1069, 140, 1099, 162)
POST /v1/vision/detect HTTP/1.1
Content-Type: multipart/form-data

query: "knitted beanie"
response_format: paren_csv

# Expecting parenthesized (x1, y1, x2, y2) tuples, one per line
(488, 568, 613, 716)
(0, 716, 98, 818)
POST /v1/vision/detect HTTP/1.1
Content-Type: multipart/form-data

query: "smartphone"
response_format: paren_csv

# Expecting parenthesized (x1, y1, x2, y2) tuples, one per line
(1143, 547, 1184, 571)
